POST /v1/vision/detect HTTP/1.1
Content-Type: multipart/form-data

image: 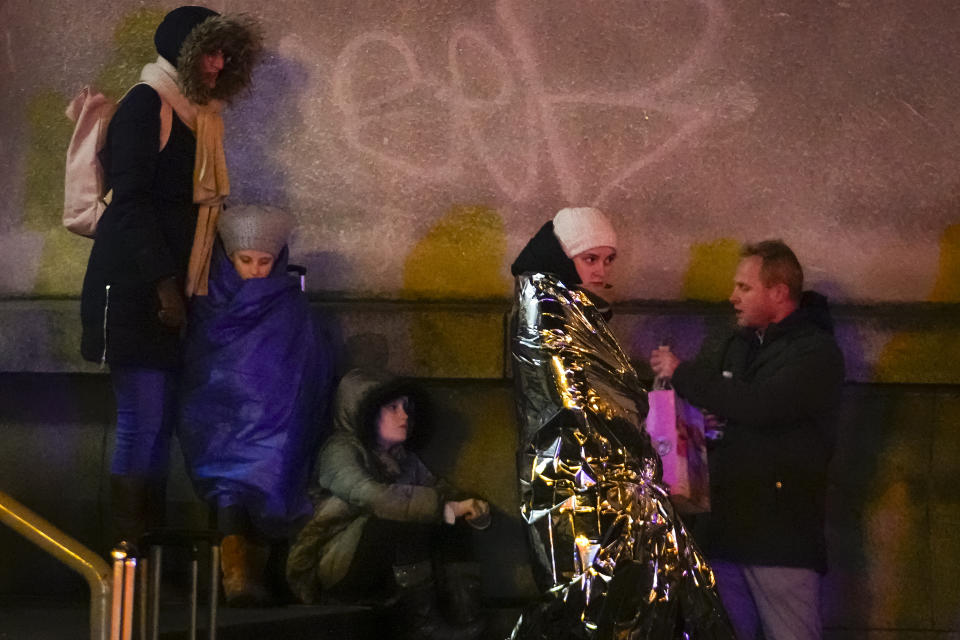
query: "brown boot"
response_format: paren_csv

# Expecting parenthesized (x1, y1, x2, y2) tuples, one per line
(221, 534, 271, 607)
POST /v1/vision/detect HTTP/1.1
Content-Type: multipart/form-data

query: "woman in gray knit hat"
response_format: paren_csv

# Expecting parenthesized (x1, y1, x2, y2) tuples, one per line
(179, 205, 332, 606)
(218, 205, 295, 279)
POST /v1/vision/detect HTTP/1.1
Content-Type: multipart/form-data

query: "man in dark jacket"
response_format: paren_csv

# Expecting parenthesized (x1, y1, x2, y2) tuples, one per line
(650, 239, 844, 640)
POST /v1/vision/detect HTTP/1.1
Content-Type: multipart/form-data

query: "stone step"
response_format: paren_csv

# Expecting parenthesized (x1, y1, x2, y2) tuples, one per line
(0, 597, 521, 640)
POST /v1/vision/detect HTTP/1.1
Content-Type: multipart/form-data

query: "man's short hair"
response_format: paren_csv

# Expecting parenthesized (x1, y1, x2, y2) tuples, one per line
(741, 239, 803, 302)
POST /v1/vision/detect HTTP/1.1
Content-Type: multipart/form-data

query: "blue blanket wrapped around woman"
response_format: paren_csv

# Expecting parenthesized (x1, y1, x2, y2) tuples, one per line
(179, 241, 328, 538)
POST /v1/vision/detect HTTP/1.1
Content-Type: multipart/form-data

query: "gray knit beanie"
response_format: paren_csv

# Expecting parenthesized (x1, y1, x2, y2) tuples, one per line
(217, 204, 295, 258)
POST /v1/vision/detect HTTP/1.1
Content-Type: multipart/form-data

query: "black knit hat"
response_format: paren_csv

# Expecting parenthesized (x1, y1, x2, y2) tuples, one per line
(154, 5, 219, 65)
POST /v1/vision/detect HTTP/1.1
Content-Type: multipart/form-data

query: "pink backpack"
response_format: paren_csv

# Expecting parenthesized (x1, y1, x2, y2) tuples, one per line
(63, 84, 172, 237)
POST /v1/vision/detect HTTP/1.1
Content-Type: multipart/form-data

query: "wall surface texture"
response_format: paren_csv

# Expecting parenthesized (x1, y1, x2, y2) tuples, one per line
(2, 374, 959, 640)
(2, 0, 959, 384)
(1, 2, 959, 638)
(1, 0, 960, 303)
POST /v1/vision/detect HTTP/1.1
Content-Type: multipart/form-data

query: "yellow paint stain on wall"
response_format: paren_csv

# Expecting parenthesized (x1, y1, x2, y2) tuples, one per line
(438, 391, 518, 513)
(96, 9, 167, 100)
(407, 312, 503, 378)
(402, 205, 509, 377)
(929, 223, 960, 303)
(402, 205, 511, 299)
(681, 238, 740, 301)
(402, 208, 510, 497)
(875, 224, 960, 382)
(32, 229, 89, 296)
(23, 91, 73, 231)
(856, 394, 930, 628)
(863, 481, 920, 625)
(873, 332, 960, 384)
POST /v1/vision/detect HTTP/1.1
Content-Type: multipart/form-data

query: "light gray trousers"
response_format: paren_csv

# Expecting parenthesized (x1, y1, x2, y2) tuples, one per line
(711, 560, 822, 640)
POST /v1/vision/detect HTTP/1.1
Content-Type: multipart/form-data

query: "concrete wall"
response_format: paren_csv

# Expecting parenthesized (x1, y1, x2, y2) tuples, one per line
(0, 298, 959, 639)
(3, 0, 960, 384)
(2, 1, 960, 637)
(2, 0, 960, 304)
(2, 369, 959, 639)
(3, 298, 959, 384)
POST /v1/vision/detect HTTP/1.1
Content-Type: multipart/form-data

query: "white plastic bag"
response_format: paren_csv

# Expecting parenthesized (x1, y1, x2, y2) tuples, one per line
(646, 384, 710, 514)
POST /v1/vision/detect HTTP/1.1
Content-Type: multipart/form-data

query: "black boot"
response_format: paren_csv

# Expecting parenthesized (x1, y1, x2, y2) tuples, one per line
(440, 561, 486, 628)
(145, 479, 167, 532)
(392, 561, 484, 640)
(110, 474, 149, 547)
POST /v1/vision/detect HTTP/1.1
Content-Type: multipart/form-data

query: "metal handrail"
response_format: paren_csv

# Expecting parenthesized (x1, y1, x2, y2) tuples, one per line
(0, 490, 112, 640)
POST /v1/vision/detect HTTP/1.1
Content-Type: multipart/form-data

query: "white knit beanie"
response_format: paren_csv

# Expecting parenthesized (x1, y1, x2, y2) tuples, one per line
(217, 204, 294, 258)
(552, 207, 618, 258)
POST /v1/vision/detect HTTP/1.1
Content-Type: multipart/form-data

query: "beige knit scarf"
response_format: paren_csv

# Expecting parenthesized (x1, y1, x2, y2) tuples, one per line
(140, 57, 229, 297)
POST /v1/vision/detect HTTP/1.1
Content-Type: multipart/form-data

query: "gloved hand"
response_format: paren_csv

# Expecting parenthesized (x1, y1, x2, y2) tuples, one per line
(156, 276, 186, 329)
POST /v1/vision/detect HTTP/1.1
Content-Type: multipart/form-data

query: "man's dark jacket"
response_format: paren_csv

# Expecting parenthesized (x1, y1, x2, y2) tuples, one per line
(671, 291, 844, 573)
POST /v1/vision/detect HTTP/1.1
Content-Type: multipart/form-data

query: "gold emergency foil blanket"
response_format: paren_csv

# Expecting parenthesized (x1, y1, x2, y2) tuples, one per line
(510, 274, 734, 640)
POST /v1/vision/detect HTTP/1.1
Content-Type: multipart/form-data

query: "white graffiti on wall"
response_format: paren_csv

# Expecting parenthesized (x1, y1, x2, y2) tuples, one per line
(330, 0, 754, 205)
(2, 29, 15, 74)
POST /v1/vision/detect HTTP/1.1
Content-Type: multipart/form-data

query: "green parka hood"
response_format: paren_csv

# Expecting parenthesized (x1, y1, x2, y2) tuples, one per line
(332, 369, 427, 450)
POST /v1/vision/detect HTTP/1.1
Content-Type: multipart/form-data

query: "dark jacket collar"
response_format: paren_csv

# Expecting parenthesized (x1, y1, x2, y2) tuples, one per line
(511, 220, 581, 287)
(744, 290, 835, 343)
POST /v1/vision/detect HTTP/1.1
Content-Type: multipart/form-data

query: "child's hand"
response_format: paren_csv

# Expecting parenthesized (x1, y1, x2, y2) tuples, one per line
(445, 498, 492, 529)
(451, 498, 487, 519)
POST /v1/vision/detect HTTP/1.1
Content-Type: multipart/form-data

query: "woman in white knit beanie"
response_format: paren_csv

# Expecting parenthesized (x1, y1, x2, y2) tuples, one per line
(550, 206, 618, 300)
(508, 209, 734, 637)
(511, 206, 619, 314)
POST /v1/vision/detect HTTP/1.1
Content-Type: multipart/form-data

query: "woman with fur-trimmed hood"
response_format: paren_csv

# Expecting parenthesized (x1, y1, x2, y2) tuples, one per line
(79, 6, 262, 547)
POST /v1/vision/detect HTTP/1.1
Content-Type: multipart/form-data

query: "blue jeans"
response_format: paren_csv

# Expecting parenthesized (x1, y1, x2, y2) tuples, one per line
(110, 366, 178, 478)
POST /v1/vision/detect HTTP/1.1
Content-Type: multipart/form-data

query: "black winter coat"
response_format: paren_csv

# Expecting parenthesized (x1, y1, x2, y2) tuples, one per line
(671, 292, 845, 572)
(80, 85, 198, 369)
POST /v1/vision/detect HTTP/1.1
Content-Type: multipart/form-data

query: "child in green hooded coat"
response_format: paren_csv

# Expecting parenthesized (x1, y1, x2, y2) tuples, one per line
(287, 369, 489, 639)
